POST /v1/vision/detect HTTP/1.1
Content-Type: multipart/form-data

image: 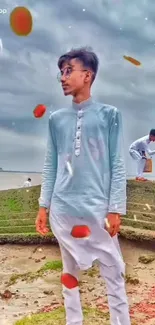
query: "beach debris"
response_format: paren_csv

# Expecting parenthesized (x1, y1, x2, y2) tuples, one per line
(133, 215, 137, 221)
(123, 55, 141, 66)
(40, 302, 61, 313)
(145, 203, 151, 211)
(0, 290, 13, 300)
(139, 255, 155, 264)
(125, 274, 140, 285)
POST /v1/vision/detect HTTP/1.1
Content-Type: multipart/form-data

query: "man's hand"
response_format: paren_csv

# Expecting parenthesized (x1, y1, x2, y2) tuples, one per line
(35, 207, 50, 236)
(105, 213, 121, 237)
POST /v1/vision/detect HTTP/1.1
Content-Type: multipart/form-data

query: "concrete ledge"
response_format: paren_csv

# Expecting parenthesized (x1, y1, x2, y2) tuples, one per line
(120, 225, 155, 243)
(0, 226, 155, 245)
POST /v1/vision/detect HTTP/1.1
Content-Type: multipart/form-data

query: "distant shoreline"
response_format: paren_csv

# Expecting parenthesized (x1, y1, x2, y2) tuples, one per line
(0, 171, 42, 174)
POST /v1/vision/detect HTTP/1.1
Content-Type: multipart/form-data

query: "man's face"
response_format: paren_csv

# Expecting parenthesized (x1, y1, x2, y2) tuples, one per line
(58, 59, 92, 96)
(150, 135, 155, 142)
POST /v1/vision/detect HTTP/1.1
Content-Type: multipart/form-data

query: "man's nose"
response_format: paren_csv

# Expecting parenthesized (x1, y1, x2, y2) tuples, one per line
(61, 73, 67, 82)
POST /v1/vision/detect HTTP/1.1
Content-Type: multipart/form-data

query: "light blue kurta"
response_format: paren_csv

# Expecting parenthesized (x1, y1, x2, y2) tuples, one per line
(39, 97, 126, 271)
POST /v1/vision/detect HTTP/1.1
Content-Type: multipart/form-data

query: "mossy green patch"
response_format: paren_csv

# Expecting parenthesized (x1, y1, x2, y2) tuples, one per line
(8, 260, 63, 285)
(40, 260, 63, 272)
(14, 307, 110, 325)
(0, 185, 40, 214)
(6, 198, 23, 212)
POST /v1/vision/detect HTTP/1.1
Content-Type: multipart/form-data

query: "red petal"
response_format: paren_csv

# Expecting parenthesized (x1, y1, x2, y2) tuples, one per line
(123, 55, 141, 66)
(71, 225, 91, 238)
(10, 7, 33, 36)
(61, 273, 78, 289)
(33, 104, 46, 118)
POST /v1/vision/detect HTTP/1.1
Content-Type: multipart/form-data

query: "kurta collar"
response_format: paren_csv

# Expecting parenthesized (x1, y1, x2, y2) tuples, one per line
(72, 97, 93, 110)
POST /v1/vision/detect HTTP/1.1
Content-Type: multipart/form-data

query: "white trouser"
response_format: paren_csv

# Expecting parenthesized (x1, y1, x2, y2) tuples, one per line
(129, 149, 146, 177)
(137, 158, 146, 177)
(60, 241, 131, 325)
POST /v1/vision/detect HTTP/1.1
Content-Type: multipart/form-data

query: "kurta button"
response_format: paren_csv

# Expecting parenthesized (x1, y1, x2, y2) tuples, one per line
(75, 141, 81, 148)
(77, 110, 83, 118)
(77, 121, 82, 128)
(76, 131, 81, 138)
(75, 149, 80, 156)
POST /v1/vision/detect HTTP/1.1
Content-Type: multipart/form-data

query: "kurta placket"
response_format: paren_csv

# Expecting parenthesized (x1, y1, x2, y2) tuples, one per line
(74, 109, 83, 157)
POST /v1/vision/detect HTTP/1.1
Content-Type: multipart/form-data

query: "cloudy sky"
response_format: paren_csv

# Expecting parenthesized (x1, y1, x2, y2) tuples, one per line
(0, 0, 155, 176)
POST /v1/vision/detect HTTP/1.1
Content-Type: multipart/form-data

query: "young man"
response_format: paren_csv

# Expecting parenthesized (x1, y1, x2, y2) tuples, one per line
(129, 130, 155, 181)
(36, 47, 131, 325)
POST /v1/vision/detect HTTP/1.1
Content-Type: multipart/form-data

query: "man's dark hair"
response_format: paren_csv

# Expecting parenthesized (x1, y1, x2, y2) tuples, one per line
(28, 178, 31, 182)
(149, 129, 155, 136)
(58, 46, 99, 84)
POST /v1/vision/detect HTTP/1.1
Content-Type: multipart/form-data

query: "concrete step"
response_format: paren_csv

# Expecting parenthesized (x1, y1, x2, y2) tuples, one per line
(120, 225, 155, 242)
(122, 217, 155, 231)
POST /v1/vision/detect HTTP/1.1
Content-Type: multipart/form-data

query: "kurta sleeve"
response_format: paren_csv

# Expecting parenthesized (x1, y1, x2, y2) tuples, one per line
(108, 108, 126, 215)
(143, 144, 155, 156)
(149, 150, 155, 156)
(39, 114, 57, 209)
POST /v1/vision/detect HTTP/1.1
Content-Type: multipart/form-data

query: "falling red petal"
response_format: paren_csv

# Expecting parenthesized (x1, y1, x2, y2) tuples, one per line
(123, 55, 141, 66)
(61, 273, 78, 289)
(10, 7, 33, 36)
(71, 225, 91, 238)
(33, 104, 46, 118)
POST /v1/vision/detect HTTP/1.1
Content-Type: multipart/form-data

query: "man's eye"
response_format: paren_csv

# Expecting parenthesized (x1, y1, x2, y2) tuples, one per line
(66, 67, 72, 74)
(60, 67, 72, 76)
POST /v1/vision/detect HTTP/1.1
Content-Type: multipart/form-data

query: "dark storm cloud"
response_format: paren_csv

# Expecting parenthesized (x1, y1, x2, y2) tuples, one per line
(0, 0, 155, 174)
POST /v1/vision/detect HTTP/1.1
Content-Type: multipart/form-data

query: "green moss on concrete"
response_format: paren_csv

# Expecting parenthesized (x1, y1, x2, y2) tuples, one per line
(127, 180, 155, 205)
(120, 225, 155, 242)
(0, 218, 36, 227)
(0, 226, 37, 234)
(0, 233, 56, 244)
(0, 186, 40, 213)
(125, 211, 155, 222)
(0, 181, 155, 244)
(122, 217, 155, 231)
(0, 212, 36, 220)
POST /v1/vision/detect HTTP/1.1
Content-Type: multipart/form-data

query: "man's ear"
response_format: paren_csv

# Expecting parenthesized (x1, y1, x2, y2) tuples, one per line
(85, 70, 93, 82)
